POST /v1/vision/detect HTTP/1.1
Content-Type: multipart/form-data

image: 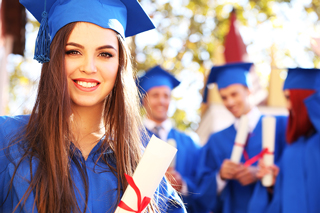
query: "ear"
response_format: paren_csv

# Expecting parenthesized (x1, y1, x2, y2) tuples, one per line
(245, 86, 252, 96)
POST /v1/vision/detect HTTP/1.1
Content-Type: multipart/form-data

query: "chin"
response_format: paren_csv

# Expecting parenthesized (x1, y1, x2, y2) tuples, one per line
(72, 99, 104, 108)
(232, 112, 242, 118)
(154, 116, 167, 123)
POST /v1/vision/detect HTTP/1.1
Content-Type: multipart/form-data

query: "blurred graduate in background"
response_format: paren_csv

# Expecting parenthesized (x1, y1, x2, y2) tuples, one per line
(137, 65, 200, 213)
(193, 62, 287, 213)
(248, 67, 320, 213)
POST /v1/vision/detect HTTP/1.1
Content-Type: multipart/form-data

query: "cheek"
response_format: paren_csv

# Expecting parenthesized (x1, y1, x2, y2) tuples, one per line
(149, 97, 158, 107)
(221, 98, 227, 105)
(64, 59, 77, 76)
(236, 94, 245, 105)
(101, 64, 119, 82)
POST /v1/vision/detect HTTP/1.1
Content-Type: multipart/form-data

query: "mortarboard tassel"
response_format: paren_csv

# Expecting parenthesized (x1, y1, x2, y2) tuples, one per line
(34, 0, 50, 63)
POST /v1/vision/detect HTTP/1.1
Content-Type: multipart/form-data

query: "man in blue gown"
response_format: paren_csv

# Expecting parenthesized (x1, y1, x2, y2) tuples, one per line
(248, 67, 320, 213)
(137, 65, 201, 212)
(194, 62, 287, 213)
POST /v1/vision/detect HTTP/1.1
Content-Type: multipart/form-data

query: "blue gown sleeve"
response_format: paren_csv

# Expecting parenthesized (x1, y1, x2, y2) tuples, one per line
(175, 133, 201, 213)
(0, 115, 31, 213)
(190, 135, 222, 212)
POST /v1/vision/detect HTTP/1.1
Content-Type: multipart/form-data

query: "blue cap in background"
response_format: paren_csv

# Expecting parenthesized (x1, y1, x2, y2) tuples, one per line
(137, 65, 180, 95)
(203, 62, 253, 103)
(20, 0, 155, 63)
(283, 68, 320, 90)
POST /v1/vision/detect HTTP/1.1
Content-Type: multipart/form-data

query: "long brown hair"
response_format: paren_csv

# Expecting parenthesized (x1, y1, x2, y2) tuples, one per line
(7, 22, 154, 213)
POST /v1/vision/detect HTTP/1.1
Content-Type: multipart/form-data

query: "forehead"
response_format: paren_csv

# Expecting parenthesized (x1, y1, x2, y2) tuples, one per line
(147, 86, 171, 94)
(219, 83, 248, 95)
(68, 22, 118, 45)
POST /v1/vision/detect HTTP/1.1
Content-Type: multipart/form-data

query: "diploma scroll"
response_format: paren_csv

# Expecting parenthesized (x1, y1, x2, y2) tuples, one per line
(115, 135, 177, 213)
(230, 115, 249, 163)
(262, 116, 276, 187)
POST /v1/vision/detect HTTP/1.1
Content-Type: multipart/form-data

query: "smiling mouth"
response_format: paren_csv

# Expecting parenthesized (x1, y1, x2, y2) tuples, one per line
(74, 80, 99, 88)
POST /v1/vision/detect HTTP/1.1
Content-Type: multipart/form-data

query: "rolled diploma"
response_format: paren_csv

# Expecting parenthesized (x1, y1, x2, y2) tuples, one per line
(115, 135, 177, 213)
(230, 115, 249, 163)
(167, 139, 177, 169)
(262, 116, 276, 187)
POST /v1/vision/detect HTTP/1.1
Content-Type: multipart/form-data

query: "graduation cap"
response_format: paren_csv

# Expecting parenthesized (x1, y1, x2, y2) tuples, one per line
(203, 62, 253, 103)
(137, 65, 180, 95)
(283, 68, 320, 90)
(20, 0, 155, 63)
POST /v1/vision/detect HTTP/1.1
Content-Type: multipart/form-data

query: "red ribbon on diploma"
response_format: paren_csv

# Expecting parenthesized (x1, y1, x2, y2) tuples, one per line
(234, 142, 250, 161)
(118, 174, 151, 213)
(244, 148, 273, 167)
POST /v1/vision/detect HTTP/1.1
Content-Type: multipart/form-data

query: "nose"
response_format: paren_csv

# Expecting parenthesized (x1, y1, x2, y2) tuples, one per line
(225, 97, 234, 107)
(81, 55, 97, 74)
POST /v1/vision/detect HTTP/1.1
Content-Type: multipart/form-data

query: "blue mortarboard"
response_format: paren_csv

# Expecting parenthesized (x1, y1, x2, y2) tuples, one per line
(137, 65, 180, 95)
(203, 62, 253, 103)
(283, 68, 320, 90)
(20, 0, 155, 63)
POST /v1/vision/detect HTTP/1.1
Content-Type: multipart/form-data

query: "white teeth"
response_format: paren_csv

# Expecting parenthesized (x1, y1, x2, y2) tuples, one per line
(76, 81, 98, 88)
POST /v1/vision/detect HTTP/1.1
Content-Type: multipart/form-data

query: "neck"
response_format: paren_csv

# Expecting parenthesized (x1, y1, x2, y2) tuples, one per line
(147, 115, 166, 125)
(243, 105, 253, 116)
(70, 103, 105, 159)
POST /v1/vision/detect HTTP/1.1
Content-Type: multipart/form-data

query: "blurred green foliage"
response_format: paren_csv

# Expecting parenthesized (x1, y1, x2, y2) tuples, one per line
(7, 0, 320, 131)
(132, 0, 320, 131)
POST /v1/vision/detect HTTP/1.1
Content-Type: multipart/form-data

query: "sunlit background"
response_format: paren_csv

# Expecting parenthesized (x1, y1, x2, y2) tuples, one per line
(1, 0, 320, 144)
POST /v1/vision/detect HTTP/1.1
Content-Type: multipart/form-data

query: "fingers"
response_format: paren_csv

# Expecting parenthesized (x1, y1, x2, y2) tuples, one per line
(166, 169, 183, 192)
(234, 166, 258, 186)
(273, 165, 279, 177)
(220, 160, 241, 180)
(256, 163, 280, 186)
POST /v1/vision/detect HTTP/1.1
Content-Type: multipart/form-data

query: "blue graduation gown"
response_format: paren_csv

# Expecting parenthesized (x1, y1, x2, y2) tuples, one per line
(194, 115, 287, 213)
(248, 93, 320, 213)
(146, 127, 201, 213)
(0, 115, 187, 213)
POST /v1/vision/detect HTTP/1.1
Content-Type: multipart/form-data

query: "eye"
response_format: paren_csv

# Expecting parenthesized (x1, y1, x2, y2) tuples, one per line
(65, 50, 81, 55)
(99, 52, 113, 58)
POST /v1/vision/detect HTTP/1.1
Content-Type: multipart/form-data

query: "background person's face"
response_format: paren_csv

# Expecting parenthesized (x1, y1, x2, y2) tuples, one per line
(219, 84, 251, 118)
(143, 86, 171, 123)
(283, 89, 292, 111)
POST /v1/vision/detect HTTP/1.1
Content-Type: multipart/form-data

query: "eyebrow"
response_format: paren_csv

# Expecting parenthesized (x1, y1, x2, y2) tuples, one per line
(66, 42, 117, 51)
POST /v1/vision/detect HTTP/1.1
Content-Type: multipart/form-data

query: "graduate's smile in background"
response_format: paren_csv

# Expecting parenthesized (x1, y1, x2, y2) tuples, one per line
(143, 86, 171, 123)
(219, 84, 251, 118)
(65, 22, 119, 109)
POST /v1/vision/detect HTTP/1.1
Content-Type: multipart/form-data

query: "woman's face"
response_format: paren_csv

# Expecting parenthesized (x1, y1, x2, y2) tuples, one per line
(65, 22, 119, 109)
(283, 89, 292, 111)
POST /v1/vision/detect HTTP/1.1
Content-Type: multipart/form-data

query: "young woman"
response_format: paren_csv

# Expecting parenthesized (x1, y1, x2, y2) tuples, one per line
(248, 68, 320, 213)
(0, 0, 186, 212)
